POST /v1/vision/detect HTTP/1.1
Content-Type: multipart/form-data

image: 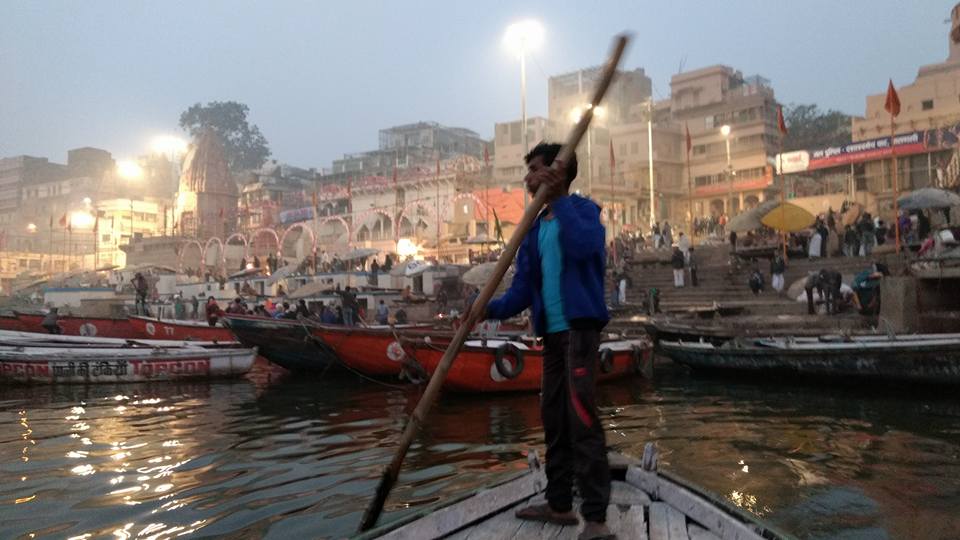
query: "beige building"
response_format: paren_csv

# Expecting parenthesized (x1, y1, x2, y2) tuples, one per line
(670, 66, 782, 219)
(94, 198, 167, 268)
(492, 116, 559, 184)
(850, 2, 960, 198)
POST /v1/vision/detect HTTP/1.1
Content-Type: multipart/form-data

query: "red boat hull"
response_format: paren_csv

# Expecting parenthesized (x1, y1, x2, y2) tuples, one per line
(0, 314, 29, 333)
(413, 339, 652, 393)
(14, 313, 140, 339)
(307, 323, 444, 377)
(129, 316, 236, 342)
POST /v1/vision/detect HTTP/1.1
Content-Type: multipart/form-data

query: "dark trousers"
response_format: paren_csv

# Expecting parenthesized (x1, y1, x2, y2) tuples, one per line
(542, 329, 610, 523)
(805, 286, 815, 315)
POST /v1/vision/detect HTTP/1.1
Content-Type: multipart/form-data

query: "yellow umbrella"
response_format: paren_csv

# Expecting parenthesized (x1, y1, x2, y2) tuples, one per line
(760, 202, 816, 232)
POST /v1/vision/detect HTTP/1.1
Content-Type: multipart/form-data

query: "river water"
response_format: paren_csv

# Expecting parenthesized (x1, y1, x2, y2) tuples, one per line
(2, 360, 959, 539)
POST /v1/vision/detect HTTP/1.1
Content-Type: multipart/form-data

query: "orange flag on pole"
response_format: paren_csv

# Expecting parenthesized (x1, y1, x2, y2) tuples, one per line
(884, 79, 900, 117)
(685, 123, 692, 154)
(609, 138, 615, 170)
(777, 105, 788, 135)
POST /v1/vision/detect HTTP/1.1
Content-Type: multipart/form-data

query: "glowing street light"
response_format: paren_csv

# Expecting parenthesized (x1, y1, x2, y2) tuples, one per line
(69, 211, 96, 229)
(720, 125, 734, 215)
(116, 160, 144, 181)
(503, 19, 544, 206)
(150, 135, 188, 157)
(26, 223, 37, 233)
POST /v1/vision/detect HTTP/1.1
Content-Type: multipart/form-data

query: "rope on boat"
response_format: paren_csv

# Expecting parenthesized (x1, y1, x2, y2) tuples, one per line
(296, 316, 416, 390)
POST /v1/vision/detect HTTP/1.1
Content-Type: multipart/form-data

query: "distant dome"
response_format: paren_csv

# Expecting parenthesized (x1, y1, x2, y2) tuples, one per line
(179, 129, 238, 196)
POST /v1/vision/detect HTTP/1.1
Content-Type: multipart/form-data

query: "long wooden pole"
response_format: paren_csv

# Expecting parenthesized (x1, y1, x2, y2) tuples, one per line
(891, 114, 901, 254)
(779, 135, 788, 261)
(357, 33, 630, 532)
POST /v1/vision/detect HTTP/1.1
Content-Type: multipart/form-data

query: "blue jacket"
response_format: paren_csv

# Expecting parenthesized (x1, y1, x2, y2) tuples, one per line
(486, 194, 609, 336)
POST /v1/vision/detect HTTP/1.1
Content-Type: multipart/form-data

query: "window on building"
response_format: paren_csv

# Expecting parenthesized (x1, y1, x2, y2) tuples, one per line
(922, 99, 934, 111)
(693, 144, 707, 156)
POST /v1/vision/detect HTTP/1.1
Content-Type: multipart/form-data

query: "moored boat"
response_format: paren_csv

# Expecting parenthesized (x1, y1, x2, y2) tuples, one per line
(0, 345, 256, 384)
(129, 315, 236, 341)
(660, 333, 960, 384)
(223, 314, 339, 372)
(302, 320, 439, 377)
(0, 329, 240, 349)
(14, 311, 140, 338)
(409, 337, 653, 393)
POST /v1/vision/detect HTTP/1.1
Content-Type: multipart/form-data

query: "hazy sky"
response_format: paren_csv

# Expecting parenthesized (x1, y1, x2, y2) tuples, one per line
(2, 1, 955, 169)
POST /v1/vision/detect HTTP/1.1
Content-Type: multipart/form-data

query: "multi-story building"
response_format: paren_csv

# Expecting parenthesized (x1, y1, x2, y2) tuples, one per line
(492, 116, 559, 184)
(0, 156, 67, 229)
(94, 198, 167, 268)
(332, 121, 487, 175)
(850, 2, 960, 195)
(771, 3, 960, 223)
(548, 66, 652, 126)
(670, 66, 782, 219)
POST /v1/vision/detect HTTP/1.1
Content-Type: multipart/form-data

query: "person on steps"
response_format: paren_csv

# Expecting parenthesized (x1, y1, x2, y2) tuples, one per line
(671, 245, 685, 288)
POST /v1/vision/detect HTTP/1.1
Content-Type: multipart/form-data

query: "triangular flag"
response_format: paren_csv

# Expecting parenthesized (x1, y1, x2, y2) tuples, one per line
(685, 123, 692, 154)
(777, 105, 788, 136)
(436, 158, 440, 177)
(492, 208, 504, 245)
(59, 213, 67, 227)
(483, 144, 490, 166)
(884, 79, 900, 117)
(609, 138, 616, 172)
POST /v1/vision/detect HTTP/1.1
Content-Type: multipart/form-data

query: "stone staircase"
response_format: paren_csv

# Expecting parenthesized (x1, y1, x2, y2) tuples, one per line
(615, 244, 904, 317)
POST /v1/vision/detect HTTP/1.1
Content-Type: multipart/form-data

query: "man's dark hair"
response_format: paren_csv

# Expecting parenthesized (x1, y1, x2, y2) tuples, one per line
(524, 142, 578, 187)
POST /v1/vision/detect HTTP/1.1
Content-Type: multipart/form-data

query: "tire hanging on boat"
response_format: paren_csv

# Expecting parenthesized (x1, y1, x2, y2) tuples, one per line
(494, 343, 524, 380)
(599, 347, 614, 373)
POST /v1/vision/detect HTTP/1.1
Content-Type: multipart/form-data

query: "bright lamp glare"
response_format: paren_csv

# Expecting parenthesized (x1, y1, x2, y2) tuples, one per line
(503, 19, 544, 56)
(720, 125, 731, 137)
(150, 135, 188, 156)
(397, 238, 419, 258)
(69, 211, 96, 229)
(116, 160, 144, 180)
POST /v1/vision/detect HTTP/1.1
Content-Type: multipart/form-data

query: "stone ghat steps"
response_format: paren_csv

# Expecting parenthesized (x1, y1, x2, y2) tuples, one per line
(613, 243, 904, 316)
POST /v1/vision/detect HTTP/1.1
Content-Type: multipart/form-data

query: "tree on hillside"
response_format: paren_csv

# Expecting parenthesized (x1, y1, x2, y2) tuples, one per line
(179, 101, 271, 172)
(782, 104, 852, 152)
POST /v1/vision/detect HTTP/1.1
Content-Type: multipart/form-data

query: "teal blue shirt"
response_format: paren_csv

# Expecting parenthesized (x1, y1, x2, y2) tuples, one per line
(538, 216, 569, 333)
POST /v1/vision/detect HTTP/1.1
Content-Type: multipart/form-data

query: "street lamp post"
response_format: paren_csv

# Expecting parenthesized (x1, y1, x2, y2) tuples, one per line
(503, 20, 544, 207)
(647, 99, 655, 227)
(721, 124, 733, 216)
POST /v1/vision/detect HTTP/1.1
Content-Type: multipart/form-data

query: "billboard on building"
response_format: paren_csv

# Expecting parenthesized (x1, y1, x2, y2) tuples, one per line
(778, 123, 960, 173)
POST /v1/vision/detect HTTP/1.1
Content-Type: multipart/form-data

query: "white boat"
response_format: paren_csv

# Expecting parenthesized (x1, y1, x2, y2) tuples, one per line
(0, 344, 256, 384)
(0, 329, 239, 349)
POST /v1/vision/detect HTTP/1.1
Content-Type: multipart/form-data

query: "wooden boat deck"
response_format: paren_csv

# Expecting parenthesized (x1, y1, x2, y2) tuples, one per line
(359, 449, 788, 540)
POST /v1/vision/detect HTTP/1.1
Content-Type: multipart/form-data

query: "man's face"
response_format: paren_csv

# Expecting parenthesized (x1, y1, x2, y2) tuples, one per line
(524, 155, 548, 196)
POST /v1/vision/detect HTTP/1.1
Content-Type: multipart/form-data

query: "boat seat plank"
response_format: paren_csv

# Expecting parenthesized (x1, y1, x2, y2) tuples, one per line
(688, 523, 721, 540)
(461, 508, 525, 540)
(649, 502, 670, 540)
(617, 504, 648, 540)
(611, 481, 653, 506)
(626, 468, 763, 540)
(375, 471, 543, 539)
(666, 504, 690, 540)
(510, 518, 548, 539)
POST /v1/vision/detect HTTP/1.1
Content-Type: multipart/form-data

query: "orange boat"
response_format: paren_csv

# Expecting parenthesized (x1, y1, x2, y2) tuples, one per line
(409, 337, 653, 393)
(129, 315, 236, 342)
(299, 320, 440, 377)
(14, 312, 140, 338)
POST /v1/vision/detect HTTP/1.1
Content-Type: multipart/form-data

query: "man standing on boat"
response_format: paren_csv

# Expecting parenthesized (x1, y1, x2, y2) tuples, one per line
(483, 142, 613, 540)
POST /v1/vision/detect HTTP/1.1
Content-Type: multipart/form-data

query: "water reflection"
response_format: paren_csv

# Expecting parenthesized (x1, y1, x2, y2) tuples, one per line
(0, 363, 958, 539)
